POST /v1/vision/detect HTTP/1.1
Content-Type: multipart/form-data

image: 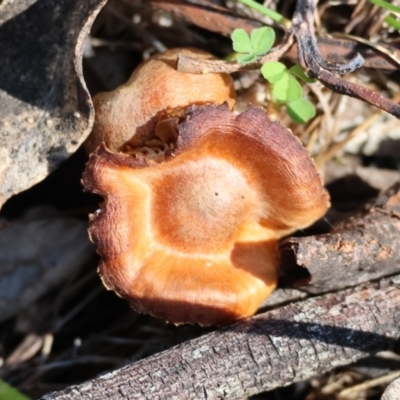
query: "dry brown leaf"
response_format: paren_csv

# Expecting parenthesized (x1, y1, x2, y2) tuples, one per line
(0, 0, 107, 209)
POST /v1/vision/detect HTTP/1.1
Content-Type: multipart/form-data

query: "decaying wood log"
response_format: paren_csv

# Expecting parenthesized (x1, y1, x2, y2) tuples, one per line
(280, 181, 400, 294)
(40, 276, 400, 400)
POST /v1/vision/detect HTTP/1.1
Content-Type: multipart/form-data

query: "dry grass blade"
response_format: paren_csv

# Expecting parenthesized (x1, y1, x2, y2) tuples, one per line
(315, 91, 400, 167)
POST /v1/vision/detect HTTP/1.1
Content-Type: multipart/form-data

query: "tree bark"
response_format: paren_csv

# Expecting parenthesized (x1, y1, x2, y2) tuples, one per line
(41, 276, 400, 400)
(280, 182, 400, 293)
(382, 377, 400, 400)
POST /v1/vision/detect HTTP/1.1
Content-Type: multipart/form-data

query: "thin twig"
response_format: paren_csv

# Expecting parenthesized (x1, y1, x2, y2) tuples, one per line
(332, 32, 400, 67)
(177, 34, 294, 73)
(315, 91, 400, 167)
(292, 0, 400, 119)
(292, 0, 365, 74)
(339, 370, 400, 399)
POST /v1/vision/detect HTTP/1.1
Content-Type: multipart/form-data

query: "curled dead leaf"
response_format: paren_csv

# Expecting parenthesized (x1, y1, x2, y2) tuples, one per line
(0, 0, 106, 209)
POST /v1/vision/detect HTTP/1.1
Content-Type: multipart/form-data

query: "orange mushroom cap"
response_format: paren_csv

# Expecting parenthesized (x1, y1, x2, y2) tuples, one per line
(83, 104, 330, 326)
(84, 48, 236, 154)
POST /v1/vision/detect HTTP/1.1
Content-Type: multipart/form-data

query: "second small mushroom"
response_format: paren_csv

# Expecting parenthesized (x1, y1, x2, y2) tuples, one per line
(84, 48, 236, 154)
(83, 49, 330, 326)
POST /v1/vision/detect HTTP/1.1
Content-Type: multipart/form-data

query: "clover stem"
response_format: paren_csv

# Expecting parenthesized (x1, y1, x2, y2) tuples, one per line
(237, 0, 291, 29)
(384, 15, 400, 31)
(369, 0, 400, 14)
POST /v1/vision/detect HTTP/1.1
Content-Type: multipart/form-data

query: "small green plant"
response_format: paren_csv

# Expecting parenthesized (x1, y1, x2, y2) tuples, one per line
(231, 27, 275, 63)
(237, 0, 291, 28)
(231, 28, 317, 124)
(262, 63, 317, 124)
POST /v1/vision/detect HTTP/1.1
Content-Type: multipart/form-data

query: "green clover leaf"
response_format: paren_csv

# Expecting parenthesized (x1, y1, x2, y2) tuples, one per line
(250, 27, 275, 56)
(232, 25, 317, 125)
(261, 61, 287, 83)
(286, 97, 316, 124)
(237, 53, 257, 63)
(272, 72, 303, 102)
(231, 29, 252, 54)
(232, 27, 276, 64)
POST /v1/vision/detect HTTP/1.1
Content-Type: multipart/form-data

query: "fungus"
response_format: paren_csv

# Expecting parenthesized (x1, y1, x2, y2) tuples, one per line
(84, 48, 236, 154)
(83, 104, 329, 326)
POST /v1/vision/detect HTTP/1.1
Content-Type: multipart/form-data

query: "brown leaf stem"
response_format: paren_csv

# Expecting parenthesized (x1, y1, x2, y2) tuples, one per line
(177, 34, 294, 74)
